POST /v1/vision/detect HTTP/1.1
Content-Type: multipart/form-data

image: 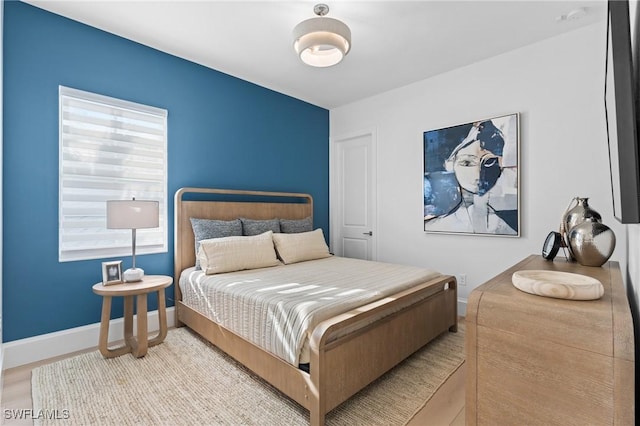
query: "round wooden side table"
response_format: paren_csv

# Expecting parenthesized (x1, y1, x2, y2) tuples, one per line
(92, 275, 173, 358)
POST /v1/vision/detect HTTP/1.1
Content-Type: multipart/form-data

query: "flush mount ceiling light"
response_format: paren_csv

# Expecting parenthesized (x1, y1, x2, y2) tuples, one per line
(293, 3, 351, 68)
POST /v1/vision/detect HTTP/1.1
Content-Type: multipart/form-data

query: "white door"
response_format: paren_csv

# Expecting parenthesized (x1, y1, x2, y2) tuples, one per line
(330, 130, 376, 260)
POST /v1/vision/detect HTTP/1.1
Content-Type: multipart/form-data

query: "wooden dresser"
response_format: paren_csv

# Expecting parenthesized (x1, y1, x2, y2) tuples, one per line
(466, 255, 634, 425)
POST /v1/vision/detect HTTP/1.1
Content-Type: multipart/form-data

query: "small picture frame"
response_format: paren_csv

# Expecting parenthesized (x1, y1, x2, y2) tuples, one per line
(102, 260, 123, 285)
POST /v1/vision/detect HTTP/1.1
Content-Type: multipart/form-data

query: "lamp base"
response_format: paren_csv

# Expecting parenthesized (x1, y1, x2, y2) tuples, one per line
(123, 267, 144, 283)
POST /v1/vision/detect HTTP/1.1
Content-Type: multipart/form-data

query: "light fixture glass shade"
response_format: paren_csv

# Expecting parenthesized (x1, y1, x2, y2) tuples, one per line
(293, 16, 351, 67)
(106, 199, 159, 282)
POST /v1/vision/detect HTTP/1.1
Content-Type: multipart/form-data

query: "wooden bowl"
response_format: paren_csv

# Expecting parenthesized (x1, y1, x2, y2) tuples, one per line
(511, 270, 604, 300)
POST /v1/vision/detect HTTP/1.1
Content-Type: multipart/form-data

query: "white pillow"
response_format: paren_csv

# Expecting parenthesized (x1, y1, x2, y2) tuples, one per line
(198, 231, 280, 275)
(272, 228, 331, 264)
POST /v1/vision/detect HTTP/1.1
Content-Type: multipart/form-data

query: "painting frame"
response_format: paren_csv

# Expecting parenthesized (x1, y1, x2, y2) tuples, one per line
(102, 260, 123, 285)
(423, 113, 520, 237)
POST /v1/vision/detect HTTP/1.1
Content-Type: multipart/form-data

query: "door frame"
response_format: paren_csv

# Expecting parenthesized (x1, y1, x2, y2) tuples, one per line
(329, 128, 378, 260)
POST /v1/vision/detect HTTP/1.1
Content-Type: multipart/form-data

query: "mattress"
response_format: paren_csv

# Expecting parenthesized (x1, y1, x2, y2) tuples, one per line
(179, 256, 441, 366)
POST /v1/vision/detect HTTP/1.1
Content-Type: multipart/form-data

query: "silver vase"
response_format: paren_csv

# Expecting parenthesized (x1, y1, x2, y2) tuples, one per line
(567, 221, 616, 267)
(563, 197, 602, 259)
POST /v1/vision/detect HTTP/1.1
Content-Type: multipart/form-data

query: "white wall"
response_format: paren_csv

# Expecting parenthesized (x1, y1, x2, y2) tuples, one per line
(1, 0, 5, 382)
(330, 21, 626, 313)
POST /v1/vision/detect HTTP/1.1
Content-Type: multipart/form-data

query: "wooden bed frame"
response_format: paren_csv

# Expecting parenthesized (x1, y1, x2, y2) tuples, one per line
(174, 187, 458, 425)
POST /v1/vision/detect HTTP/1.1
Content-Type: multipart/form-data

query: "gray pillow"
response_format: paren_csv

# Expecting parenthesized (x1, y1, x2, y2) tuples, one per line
(280, 216, 313, 233)
(240, 218, 280, 236)
(190, 218, 242, 269)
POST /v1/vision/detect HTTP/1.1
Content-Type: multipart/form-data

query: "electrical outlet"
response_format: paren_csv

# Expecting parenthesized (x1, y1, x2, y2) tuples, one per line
(458, 274, 467, 286)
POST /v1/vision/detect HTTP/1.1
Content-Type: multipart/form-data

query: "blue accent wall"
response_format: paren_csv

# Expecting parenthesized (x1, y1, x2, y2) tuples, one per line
(2, 2, 329, 342)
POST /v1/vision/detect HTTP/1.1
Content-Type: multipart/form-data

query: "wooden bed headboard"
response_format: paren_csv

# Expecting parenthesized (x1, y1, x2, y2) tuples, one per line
(173, 187, 313, 301)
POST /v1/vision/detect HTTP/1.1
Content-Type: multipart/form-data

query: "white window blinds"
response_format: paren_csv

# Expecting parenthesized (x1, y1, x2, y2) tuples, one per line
(59, 86, 168, 262)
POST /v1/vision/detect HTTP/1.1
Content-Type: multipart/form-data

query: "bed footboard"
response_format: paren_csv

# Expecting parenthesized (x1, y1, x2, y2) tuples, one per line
(177, 273, 456, 426)
(309, 274, 457, 425)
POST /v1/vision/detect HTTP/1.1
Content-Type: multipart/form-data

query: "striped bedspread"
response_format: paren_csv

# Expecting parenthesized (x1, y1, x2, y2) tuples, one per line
(179, 256, 441, 366)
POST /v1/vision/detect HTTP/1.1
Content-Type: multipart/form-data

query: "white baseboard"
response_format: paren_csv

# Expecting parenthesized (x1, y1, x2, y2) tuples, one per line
(457, 298, 467, 317)
(3, 307, 175, 370)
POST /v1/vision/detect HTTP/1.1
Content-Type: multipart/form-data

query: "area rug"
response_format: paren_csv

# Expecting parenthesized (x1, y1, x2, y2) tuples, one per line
(32, 324, 464, 425)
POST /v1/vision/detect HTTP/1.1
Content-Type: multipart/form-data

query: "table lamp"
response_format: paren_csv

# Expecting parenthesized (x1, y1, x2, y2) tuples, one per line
(106, 198, 159, 282)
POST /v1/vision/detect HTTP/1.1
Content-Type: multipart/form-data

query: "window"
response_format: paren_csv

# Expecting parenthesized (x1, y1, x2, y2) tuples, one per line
(59, 86, 167, 262)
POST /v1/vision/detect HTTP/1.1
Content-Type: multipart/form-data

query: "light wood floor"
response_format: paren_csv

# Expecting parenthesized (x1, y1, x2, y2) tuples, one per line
(1, 332, 465, 426)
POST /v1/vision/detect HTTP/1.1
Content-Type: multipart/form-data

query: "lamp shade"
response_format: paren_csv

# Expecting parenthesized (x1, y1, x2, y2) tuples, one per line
(106, 200, 159, 229)
(293, 13, 351, 67)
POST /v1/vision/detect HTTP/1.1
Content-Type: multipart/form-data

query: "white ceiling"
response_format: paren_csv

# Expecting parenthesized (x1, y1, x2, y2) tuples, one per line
(24, 0, 606, 109)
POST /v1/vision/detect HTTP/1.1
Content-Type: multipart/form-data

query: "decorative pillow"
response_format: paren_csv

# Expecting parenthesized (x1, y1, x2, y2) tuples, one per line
(198, 231, 280, 275)
(190, 218, 242, 269)
(272, 228, 332, 265)
(241, 218, 281, 236)
(279, 216, 313, 234)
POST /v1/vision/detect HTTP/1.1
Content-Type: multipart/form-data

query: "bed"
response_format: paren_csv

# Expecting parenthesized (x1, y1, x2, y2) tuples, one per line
(174, 187, 458, 426)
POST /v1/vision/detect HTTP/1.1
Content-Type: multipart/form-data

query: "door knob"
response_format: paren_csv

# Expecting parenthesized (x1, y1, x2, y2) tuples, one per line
(363, 231, 373, 236)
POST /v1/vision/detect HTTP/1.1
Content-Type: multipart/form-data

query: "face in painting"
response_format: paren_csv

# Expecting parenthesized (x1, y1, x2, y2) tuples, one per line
(453, 140, 481, 193)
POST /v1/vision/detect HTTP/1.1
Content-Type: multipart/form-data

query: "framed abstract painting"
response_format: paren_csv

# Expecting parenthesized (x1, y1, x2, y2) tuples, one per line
(423, 113, 520, 236)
